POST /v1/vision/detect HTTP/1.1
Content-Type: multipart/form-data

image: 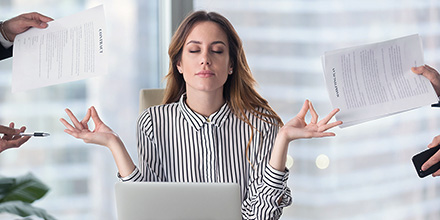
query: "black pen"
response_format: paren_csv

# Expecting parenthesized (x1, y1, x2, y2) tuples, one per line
(19, 132, 50, 137)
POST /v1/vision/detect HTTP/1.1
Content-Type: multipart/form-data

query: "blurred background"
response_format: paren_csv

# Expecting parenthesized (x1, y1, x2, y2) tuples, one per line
(0, 0, 439, 219)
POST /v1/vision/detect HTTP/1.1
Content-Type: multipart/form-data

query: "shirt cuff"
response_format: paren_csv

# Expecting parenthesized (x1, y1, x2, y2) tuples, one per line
(117, 167, 140, 182)
(0, 36, 12, 48)
(263, 164, 289, 190)
(0, 22, 12, 48)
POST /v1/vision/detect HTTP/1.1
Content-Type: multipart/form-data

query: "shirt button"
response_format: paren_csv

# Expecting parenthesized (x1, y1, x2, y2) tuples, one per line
(206, 118, 211, 122)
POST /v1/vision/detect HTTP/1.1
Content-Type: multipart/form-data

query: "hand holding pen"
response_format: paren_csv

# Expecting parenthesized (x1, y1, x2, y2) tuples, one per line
(0, 122, 30, 153)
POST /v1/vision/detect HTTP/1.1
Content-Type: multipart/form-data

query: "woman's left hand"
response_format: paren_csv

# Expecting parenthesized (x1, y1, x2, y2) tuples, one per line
(269, 100, 342, 171)
(279, 100, 342, 142)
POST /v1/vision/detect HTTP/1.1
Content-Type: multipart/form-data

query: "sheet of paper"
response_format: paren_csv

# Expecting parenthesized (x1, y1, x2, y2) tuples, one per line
(12, 5, 107, 92)
(322, 34, 438, 128)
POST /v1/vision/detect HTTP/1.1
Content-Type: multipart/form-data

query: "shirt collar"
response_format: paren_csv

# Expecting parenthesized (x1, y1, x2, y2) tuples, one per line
(178, 94, 231, 131)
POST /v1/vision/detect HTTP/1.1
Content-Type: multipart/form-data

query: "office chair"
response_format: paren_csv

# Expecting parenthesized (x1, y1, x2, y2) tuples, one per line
(139, 88, 165, 113)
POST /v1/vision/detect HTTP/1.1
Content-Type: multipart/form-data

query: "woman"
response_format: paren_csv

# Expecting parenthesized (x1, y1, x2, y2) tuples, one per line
(60, 11, 342, 220)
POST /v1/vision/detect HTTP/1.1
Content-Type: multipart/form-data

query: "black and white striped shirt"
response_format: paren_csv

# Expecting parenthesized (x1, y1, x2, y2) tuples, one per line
(121, 94, 292, 220)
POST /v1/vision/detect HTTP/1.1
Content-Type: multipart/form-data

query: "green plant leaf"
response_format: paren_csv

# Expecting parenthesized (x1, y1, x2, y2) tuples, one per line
(0, 173, 49, 203)
(0, 200, 57, 220)
(0, 177, 15, 201)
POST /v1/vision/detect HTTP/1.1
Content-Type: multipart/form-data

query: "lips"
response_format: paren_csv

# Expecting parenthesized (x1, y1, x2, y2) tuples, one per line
(196, 70, 215, 77)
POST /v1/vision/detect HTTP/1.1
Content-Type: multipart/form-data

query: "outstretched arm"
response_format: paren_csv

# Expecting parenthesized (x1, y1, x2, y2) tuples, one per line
(60, 106, 136, 177)
(269, 100, 342, 171)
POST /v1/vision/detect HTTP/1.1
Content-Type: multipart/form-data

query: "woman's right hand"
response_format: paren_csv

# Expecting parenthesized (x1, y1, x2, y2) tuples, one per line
(60, 106, 119, 147)
(61, 106, 136, 177)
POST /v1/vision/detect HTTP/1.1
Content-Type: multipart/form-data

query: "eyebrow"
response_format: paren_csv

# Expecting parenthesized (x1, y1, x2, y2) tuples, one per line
(186, 40, 226, 46)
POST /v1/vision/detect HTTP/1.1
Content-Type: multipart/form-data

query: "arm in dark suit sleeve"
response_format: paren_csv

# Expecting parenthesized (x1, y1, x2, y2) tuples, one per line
(0, 44, 12, 61)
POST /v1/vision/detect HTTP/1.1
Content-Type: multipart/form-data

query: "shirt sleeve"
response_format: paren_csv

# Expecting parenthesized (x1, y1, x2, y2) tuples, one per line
(0, 22, 13, 48)
(241, 119, 292, 220)
(118, 108, 164, 182)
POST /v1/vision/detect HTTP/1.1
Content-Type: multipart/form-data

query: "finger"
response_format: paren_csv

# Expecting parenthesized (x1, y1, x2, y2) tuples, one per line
(318, 108, 340, 126)
(2, 122, 16, 140)
(63, 129, 81, 139)
(296, 100, 310, 119)
(4, 136, 31, 149)
(59, 118, 76, 131)
(411, 66, 424, 75)
(20, 12, 53, 27)
(25, 12, 53, 22)
(64, 108, 85, 130)
(311, 131, 336, 138)
(422, 150, 440, 171)
(0, 124, 16, 135)
(433, 169, 440, 177)
(63, 129, 90, 142)
(2, 134, 12, 141)
(11, 126, 27, 140)
(309, 101, 318, 124)
(318, 120, 343, 132)
(428, 135, 440, 148)
(90, 106, 104, 125)
(412, 65, 438, 81)
(424, 64, 437, 72)
(81, 108, 92, 130)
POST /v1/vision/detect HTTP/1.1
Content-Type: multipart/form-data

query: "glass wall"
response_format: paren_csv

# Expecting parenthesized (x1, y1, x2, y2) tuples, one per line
(0, 0, 439, 220)
(194, 0, 440, 219)
(0, 0, 159, 219)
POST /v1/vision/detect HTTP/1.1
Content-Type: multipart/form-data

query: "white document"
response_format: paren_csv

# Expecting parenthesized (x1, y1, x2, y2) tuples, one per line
(12, 5, 107, 92)
(322, 34, 438, 128)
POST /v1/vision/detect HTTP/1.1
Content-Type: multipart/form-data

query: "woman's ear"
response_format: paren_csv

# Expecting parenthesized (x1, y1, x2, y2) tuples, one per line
(229, 63, 233, 75)
(176, 61, 183, 74)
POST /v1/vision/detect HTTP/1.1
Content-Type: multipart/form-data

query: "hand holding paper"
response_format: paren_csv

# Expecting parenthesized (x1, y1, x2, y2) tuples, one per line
(322, 34, 438, 128)
(2, 12, 53, 42)
(12, 5, 107, 92)
(411, 65, 440, 97)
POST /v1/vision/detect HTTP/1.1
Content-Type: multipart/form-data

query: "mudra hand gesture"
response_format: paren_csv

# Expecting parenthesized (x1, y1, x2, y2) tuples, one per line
(60, 106, 119, 147)
(270, 100, 342, 171)
(281, 99, 342, 141)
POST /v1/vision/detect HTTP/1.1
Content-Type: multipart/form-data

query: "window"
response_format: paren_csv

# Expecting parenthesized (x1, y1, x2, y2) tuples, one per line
(194, 0, 440, 219)
(0, 1, 160, 219)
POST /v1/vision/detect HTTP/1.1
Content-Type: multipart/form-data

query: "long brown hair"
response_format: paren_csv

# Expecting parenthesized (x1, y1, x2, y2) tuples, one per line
(163, 11, 283, 163)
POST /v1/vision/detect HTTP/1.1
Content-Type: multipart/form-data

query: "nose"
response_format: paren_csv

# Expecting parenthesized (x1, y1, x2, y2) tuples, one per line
(200, 51, 211, 65)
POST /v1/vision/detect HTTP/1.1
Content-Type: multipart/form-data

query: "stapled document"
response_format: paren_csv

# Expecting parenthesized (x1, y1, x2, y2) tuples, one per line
(11, 5, 107, 92)
(322, 34, 438, 128)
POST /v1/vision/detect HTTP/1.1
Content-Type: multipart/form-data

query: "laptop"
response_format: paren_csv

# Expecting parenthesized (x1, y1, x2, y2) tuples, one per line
(115, 182, 242, 220)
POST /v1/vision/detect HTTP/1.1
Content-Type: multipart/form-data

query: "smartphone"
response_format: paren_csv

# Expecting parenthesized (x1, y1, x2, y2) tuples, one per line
(412, 145, 440, 178)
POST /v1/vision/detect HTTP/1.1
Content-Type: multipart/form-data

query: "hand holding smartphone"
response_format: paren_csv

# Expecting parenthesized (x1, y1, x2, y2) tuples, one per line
(412, 145, 440, 178)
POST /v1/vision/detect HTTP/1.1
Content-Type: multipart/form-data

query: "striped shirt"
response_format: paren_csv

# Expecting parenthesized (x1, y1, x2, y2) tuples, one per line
(121, 94, 292, 220)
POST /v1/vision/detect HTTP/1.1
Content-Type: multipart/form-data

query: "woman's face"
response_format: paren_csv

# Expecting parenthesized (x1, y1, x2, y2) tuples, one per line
(177, 21, 232, 95)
